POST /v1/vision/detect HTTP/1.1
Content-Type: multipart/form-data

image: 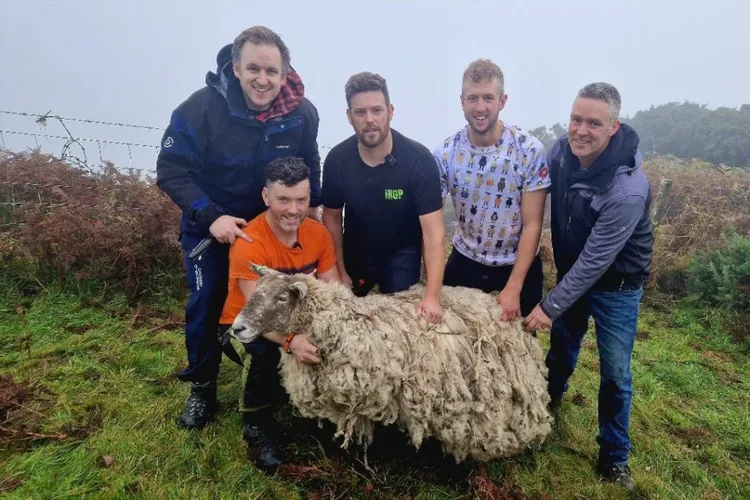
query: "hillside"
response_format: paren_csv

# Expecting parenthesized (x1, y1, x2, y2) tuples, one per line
(1, 152, 749, 498)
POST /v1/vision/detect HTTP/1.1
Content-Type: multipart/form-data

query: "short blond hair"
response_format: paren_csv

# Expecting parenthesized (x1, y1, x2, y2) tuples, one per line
(462, 59, 504, 96)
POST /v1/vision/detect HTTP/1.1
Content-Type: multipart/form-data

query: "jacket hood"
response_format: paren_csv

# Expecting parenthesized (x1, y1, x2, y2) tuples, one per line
(205, 43, 305, 122)
(565, 123, 641, 193)
(205, 44, 233, 99)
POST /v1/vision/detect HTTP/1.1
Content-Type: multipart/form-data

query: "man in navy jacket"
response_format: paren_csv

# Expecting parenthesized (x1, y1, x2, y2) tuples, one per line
(524, 83, 653, 491)
(156, 26, 321, 432)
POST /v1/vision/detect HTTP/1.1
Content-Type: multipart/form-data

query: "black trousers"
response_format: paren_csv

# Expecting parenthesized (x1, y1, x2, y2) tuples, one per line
(443, 248, 544, 317)
(345, 246, 422, 297)
(219, 326, 288, 423)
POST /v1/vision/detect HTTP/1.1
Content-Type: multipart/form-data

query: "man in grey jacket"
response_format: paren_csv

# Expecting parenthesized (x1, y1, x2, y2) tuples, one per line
(524, 82, 653, 491)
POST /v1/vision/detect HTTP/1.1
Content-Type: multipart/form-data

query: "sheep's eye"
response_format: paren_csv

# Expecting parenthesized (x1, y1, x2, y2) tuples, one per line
(278, 293, 290, 303)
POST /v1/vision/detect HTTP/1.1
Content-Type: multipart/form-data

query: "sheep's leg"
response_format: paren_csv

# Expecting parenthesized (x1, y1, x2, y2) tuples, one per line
(353, 442, 373, 473)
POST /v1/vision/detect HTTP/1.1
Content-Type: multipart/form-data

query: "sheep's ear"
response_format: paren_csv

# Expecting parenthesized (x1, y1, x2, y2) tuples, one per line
(289, 281, 308, 300)
(249, 262, 280, 276)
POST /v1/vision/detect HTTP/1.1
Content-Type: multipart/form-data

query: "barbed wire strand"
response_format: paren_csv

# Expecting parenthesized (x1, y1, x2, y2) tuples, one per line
(6, 182, 96, 189)
(0, 129, 334, 152)
(1, 110, 336, 196)
(0, 130, 161, 150)
(0, 201, 153, 210)
(0, 109, 165, 132)
(0, 110, 335, 150)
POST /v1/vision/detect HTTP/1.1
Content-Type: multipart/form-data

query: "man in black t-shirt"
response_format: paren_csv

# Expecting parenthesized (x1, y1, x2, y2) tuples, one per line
(321, 72, 446, 323)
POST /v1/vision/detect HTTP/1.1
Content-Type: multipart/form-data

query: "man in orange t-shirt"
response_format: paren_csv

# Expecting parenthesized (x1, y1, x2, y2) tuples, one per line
(217, 156, 340, 474)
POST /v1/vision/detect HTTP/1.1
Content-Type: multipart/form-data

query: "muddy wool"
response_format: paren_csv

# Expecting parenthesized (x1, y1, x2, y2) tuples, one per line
(234, 270, 553, 463)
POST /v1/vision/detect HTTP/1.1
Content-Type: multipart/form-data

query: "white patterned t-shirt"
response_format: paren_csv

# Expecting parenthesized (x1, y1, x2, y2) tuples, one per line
(433, 124, 550, 266)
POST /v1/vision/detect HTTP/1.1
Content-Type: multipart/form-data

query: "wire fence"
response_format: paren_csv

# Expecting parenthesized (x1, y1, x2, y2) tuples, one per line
(0, 109, 336, 230)
(0, 110, 167, 132)
(0, 110, 332, 173)
(0, 109, 166, 174)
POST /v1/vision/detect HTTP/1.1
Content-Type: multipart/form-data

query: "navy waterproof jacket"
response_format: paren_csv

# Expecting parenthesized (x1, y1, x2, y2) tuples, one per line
(156, 44, 321, 237)
(541, 124, 654, 320)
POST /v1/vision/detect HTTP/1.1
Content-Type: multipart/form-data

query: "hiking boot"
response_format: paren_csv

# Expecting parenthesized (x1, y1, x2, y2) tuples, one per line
(243, 421, 284, 474)
(176, 381, 217, 429)
(598, 463, 635, 491)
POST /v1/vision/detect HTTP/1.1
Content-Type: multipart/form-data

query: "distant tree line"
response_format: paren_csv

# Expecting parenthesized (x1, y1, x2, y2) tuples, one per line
(530, 102, 750, 168)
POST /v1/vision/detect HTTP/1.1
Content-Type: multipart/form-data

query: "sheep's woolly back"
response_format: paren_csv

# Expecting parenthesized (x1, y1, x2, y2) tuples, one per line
(278, 277, 552, 463)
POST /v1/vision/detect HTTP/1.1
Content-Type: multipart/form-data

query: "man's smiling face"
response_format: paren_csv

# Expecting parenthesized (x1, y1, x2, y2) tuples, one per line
(232, 42, 284, 111)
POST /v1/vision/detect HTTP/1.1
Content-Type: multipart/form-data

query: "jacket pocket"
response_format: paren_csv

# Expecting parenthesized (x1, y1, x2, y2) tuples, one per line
(266, 117, 304, 160)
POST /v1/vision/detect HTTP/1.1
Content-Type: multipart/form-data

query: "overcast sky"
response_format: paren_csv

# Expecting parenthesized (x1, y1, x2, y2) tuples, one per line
(0, 0, 747, 170)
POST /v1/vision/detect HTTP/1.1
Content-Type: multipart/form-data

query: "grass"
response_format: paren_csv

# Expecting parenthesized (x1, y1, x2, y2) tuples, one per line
(1, 284, 748, 499)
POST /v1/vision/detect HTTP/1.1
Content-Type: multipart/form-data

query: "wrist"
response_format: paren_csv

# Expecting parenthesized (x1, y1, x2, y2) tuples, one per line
(197, 205, 222, 231)
(539, 300, 556, 321)
(283, 332, 298, 353)
(503, 280, 523, 293)
(338, 264, 350, 278)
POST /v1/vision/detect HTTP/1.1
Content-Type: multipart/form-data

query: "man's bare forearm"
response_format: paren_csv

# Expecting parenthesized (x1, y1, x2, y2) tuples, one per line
(262, 331, 286, 346)
(507, 190, 547, 292)
(322, 208, 346, 274)
(506, 223, 542, 291)
(421, 216, 446, 299)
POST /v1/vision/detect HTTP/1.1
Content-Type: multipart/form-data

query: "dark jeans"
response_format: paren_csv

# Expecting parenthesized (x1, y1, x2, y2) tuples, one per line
(178, 231, 229, 383)
(345, 246, 422, 296)
(442, 248, 544, 317)
(545, 287, 643, 467)
(219, 326, 287, 418)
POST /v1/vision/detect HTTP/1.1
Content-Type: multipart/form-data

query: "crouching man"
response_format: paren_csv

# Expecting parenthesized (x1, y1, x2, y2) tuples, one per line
(524, 83, 653, 490)
(217, 156, 341, 474)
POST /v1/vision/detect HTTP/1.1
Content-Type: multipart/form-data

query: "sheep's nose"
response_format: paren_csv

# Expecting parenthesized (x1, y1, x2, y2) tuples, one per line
(230, 324, 247, 337)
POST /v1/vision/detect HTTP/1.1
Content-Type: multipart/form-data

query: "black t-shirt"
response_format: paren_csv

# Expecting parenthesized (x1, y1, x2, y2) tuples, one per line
(321, 129, 442, 261)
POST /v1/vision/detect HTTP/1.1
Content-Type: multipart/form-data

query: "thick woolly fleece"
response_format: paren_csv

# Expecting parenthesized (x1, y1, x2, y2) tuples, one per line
(260, 275, 552, 462)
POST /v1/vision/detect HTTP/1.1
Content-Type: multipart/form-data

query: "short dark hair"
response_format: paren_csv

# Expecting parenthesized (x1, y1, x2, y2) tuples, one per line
(345, 72, 390, 108)
(264, 157, 309, 188)
(231, 26, 291, 75)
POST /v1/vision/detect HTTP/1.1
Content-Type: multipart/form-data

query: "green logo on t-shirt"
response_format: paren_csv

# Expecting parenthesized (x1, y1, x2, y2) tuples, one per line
(384, 189, 404, 200)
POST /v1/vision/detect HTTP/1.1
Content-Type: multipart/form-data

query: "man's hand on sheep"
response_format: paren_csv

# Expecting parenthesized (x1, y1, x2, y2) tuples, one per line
(523, 305, 551, 333)
(497, 287, 521, 321)
(288, 334, 322, 364)
(339, 269, 353, 288)
(417, 295, 444, 324)
(209, 215, 253, 244)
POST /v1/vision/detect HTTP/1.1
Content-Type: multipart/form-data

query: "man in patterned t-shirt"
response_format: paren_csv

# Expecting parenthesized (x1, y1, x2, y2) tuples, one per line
(433, 59, 550, 321)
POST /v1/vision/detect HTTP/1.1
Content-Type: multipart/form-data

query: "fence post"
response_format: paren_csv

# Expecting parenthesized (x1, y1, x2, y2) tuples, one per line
(652, 178, 673, 225)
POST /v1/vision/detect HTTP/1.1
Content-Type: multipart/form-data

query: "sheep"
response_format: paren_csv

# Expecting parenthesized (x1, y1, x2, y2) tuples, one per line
(229, 264, 553, 463)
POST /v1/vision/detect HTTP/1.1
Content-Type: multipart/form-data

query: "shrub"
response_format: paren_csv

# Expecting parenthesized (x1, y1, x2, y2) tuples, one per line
(686, 228, 750, 310)
(644, 158, 750, 296)
(0, 151, 184, 303)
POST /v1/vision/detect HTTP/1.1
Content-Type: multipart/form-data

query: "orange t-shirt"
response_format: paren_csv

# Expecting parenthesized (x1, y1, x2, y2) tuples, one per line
(219, 212, 337, 325)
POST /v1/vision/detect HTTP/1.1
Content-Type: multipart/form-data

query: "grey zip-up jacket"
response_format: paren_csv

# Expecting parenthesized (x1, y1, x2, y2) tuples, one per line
(541, 124, 653, 320)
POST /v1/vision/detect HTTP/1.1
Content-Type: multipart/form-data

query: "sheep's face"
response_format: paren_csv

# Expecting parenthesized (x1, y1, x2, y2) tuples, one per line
(229, 265, 308, 344)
